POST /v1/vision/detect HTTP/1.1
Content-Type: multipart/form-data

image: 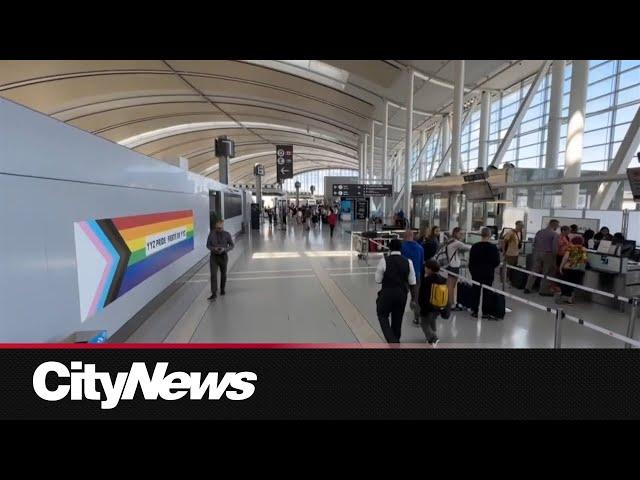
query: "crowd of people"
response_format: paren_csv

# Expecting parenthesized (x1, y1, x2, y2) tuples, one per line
(522, 221, 625, 305)
(284, 203, 339, 235)
(374, 219, 620, 345)
(260, 203, 340, 234)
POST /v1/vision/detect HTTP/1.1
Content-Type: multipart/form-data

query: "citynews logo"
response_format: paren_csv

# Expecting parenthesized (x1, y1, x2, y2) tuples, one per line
(33, 361, 257, 410)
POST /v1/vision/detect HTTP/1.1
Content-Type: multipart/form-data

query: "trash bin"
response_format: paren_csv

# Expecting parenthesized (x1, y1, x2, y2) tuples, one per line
(63, 330, 108, 343)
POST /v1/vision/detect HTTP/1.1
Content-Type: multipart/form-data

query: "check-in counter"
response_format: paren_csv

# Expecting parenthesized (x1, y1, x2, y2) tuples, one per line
(582, 250, 640, 312)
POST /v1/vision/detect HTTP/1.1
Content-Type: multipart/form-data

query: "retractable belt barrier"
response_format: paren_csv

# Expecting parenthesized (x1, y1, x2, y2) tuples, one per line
(446, 270, 558, 315)
(505, 263, 632, 304)
(444, 269, 640, 348)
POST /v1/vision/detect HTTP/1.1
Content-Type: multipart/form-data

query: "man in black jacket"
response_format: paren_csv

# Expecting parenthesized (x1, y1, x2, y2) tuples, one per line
(206, 220, 235, 301)
(374, 239, 417, 343)
(468, 227, 501, 318)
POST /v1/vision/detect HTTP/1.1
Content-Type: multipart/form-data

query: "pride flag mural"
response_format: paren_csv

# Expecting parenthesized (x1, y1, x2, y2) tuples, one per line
(73, 210, 194, 322)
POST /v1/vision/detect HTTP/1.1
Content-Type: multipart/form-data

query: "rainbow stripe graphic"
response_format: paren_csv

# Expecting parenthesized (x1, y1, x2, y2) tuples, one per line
(73, 210, 194, 322)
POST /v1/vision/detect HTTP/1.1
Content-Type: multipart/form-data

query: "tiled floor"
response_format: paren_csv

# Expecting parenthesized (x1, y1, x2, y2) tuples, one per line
(127, 219, 637, 348)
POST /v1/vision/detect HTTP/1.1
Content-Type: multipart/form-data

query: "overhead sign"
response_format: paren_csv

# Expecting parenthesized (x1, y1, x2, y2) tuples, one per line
(333, 183, 364, 197)
(332, 183, 393, 197)
(627, 167, 640, 201)
(276, 145, 294, 183)
(363, 184, 393, 196)
(463, 171, 489, 182)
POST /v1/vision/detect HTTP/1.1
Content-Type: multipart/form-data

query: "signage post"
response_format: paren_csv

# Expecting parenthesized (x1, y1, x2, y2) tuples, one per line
(276, 145, 294, 183)
(295, 181, 301, 207)
(254, 163, 265, 216)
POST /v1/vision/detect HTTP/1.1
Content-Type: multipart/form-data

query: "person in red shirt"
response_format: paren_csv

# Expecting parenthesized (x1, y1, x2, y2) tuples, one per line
(557, 226, 571, 268)
(327, 209, 338, 238)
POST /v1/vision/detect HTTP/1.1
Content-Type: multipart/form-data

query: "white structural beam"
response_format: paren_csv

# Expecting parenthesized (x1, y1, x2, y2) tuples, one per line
(591, 104, 640, 209)
(490, 60, 552, 167)
(450, 60, 465, 176)
(404, 71, 414, 217)
(363, 133, 368, 181)
(383, 101, 389, 218)
(428, 125, 441, 180)
(412, 68, 472, 94)
(478, 90, 491, 169)
(436, 114, 451, 175)
(545, 60, 565, 169)
(387, 100, 436, 117)
(561, 60, 589, 208)
(358, 141, 362, 181)
(370, 120, 375, 180)
(418, 129, 427, 180)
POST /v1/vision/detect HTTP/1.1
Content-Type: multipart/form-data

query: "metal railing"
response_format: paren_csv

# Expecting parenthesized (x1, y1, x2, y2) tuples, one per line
(500, 261, 639, 349)
(446, 269, 640, 348)
(347, 233, 640, 347)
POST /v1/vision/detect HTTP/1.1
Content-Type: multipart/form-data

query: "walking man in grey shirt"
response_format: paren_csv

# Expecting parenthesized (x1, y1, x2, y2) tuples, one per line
(207, 220, 234, 300)
(524, 219, 559, 296)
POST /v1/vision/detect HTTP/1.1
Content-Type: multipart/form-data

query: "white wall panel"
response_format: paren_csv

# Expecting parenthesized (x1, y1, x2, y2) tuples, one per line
(0, 98, 245, 341)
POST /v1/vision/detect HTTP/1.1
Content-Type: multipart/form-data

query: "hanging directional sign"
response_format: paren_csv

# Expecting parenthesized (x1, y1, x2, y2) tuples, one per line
(276, 145, 294, 183)
(332, 183, 364, 197)
(363, 184, 393, 196)
(332, 183, 392, 197)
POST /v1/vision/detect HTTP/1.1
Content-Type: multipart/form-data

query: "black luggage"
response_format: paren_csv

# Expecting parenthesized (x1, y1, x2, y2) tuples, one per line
(525, 254, 540, 290)
(482, 289, 506, 319)
(510, 268, 528, 289)
(456, 282, 475, 310)
(361, 231, 377, 239)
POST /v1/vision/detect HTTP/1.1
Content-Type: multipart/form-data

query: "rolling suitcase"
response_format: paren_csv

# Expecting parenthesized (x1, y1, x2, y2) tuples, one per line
(456, 282, 475, 310)
(510, 268, 528, 289)
(482, 289, 506, 319)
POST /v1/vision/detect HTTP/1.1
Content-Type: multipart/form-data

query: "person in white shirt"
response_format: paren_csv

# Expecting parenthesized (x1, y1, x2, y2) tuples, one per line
(375, 239, 417, 343)
(444, 227, 471, 310)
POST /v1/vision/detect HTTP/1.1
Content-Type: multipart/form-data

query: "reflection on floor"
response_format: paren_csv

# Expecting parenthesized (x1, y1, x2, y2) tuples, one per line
(126, 220, 637, 348)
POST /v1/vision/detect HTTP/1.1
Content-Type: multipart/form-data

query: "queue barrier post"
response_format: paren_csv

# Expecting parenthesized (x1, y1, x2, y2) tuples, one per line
(478, 284, 484, 319)
(554, 308, 564, 349)
(501, 258, 507, 292)
(625, 297, 638, 349)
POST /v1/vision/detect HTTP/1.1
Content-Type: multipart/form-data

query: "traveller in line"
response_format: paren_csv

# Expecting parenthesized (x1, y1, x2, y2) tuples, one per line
(401, 230, 425, 324)
(502, 221, 524, 287)
(443, 227, 471, 311)
(468, 227, 501, 319)
(524, 219, 559, 296)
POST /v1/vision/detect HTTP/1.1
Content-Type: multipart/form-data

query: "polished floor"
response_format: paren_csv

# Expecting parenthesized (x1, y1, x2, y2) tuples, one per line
(126, 219, 637, 347)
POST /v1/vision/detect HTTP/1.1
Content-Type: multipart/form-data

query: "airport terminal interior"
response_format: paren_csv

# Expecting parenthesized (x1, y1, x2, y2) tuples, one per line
(2, 59, 640, 347)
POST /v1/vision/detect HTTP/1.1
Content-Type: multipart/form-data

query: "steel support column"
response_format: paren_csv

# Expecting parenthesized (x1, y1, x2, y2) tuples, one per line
(451, 60, 465, 176)
(545, 60, 565, 170)
(363, 134, 368, 182)
(383, 101, 389, 220)
(562, 60, 589, 208)
(478, 90, 491, 169)
(404, 71, 414, 219)
(370, 120, 375, 181)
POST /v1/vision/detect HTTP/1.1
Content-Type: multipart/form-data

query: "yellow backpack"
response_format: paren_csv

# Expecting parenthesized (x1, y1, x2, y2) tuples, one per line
(430, 283, 449, 309)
